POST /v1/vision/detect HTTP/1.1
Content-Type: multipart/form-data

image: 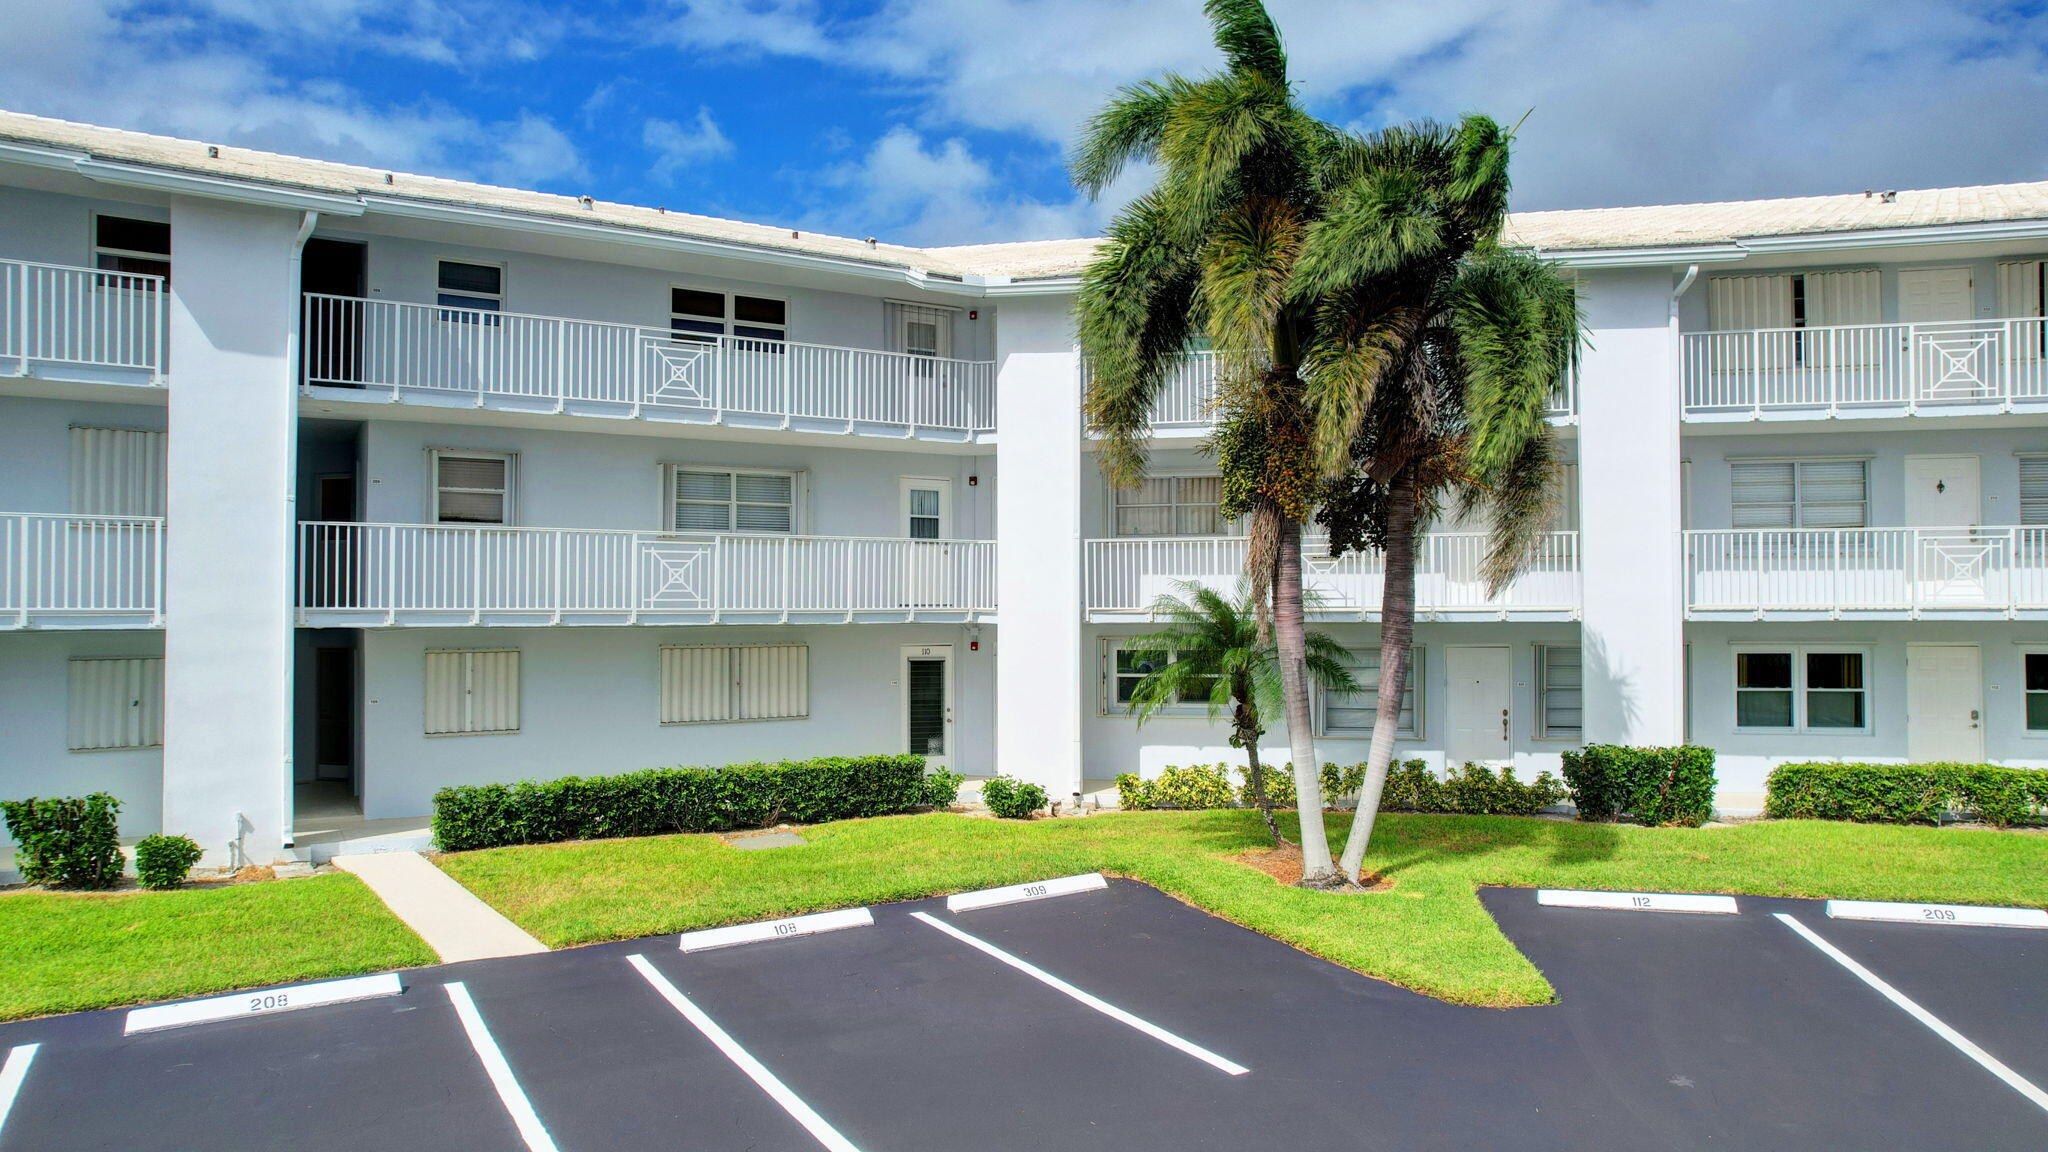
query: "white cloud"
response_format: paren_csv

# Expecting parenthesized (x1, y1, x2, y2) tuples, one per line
(644, 108, 736, 181)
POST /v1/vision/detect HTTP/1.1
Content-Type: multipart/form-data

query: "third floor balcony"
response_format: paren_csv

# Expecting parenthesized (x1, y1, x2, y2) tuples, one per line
(1684, 318, 2048, 421)
(300, 294, 997, 443)
(2, 258, 166, 389)
(1138, 351, 1579, 433)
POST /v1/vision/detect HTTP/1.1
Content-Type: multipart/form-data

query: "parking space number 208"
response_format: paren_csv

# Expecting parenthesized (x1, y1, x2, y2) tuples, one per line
(248, 993, 288, 1012)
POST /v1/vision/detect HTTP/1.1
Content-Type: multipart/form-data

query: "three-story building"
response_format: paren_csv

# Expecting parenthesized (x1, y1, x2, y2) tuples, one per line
(3, 109, 2045, 868)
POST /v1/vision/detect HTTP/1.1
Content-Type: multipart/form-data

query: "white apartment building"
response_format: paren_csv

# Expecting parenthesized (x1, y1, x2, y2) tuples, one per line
(4, 109, 2048, 868)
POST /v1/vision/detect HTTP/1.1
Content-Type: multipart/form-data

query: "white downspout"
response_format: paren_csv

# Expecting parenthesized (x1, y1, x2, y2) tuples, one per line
(280, 210, 317, 853)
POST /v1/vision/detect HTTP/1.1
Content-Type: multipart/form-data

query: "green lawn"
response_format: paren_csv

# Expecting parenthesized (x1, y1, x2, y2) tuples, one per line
(437, 810, 2048, 1007)
(0, 873, 436, 1022)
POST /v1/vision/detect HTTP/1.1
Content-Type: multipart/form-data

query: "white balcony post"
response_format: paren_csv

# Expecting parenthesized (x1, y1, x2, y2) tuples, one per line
(161, 201, 300, 868)
(994, 296, 1084, 797)
(1579, 267, 1687, 744)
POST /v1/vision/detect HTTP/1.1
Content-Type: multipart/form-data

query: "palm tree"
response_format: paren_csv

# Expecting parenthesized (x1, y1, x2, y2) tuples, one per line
(1121, 580, 1357, 845)
(1290, 120, 1581, 885)
(1073, 0, 1353, 884)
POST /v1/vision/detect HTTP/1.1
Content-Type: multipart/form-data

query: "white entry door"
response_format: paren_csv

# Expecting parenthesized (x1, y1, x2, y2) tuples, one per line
(1899, 267, 1976, 323)
(901, 477, 954, 539)
(903, 644, 954, 770)
(901, 478, 955, 607)
(1445, 645, 1513, 764)
(1904, 455, 1991, 604)
(1907, 644, 1983, 762)
(1899, 267, 1987, 401)
(1904, 455, 1981, 529)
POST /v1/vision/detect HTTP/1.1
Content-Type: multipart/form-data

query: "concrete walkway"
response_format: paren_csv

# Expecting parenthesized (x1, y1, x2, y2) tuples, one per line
(333, 851, 547, 963)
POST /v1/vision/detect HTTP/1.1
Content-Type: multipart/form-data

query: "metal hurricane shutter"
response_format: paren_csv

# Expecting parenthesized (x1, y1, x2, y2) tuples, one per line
(660, 644, 733, 724)
(2021, 455, 2048, 525)
(1707, 274, 1794, 331)
(1802, 270, 1881, 327)
(68, 656, 163, 750)
(70, 426, 166, 516)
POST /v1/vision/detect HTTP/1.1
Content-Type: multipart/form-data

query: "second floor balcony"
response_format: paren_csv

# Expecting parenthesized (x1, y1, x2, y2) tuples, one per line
(1685, 526, 2048, 617)
(296, 521, 995, 627)
(1683, 318, 2048, 420)
(300, 295, 996, 441)
(2, 258, 166, 388)
(1084, 532, 1582, 621)
(1139, 351, 1579, 432)
(0, 512, 164, 629)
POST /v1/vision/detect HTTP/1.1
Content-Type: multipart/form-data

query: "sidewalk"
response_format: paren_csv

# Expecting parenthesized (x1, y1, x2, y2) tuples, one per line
(333, 851, 547, 963)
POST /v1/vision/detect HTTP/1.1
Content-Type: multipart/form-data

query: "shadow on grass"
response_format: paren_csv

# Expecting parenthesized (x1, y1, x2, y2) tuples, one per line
(1350, 812, 1627, 880)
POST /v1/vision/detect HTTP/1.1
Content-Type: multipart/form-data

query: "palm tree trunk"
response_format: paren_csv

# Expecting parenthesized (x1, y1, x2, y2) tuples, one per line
(1235, 696, 1282, 846)
(1274, 513, 1340, 885)
(1338, 467, 1420, 884)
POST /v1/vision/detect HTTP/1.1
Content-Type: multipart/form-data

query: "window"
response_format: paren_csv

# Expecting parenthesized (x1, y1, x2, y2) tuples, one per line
(888, 301, 954, 359)
(431, 451, 514, 524)
(424, 649, 520, 735)
(661, 643, 808, 724)
(1735, 648, 1867, 732)
(2026, 653, 2048, 732)
(1102, 640, 1214, 717)
(668, 466, 797, 533)
(437, 261, 502, 321)
(1318, 647, 1422, 738)
(671, 288, 787, 345)
(68, 656, 163, 751)
(93, 215, 170, 283)
(1113, 474, 1226, 536)
(70, 426, 166, 516)
(1535, 645, 1582, 740)
(2020, 455, 2048, 525)
(1730, 459, 1868, 529)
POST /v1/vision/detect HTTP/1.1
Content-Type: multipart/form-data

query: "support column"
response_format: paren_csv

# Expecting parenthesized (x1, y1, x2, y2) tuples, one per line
(161, 201, 301, 866)
(1578, 266, 1688, 745)
(992, 295, 1084, 799)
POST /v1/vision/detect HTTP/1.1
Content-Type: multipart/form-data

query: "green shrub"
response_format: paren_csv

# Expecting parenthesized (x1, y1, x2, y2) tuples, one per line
(431, 755, 939, 851)
(1147, 764, 1235, 809)
(979, 775, 1048, 819)
(1229, 762, 1369, 810)
(1237, 765, 1296, 809)
(0, 793, 125, 889)
(1561, 744, 1717, 827)
(1375, 762, 1566, 816)
(920, 769, 965, 809)
(1114, 772, 1151, 810)
(133, 834, 205, 890)
(1764, 762, 2048, 827)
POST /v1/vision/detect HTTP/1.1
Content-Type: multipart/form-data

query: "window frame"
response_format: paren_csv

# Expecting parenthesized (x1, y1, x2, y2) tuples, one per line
(428, 449, 516, 526)
(663, 463, 803, 535)
(1315, 645, 1424, 740)
(1728, 456, 1871, 530)
(423, 648, 522, 737)
(435, 258, 505, 322)
(669, 285, 789, 344)
(91, 212, 171, 285)
(1533, 643, 1583, 742)
(1731, 644, 1873, 735)
(1109, 470, 1230, 538)
(2023, 649, 2048, 736)
(2018, 452, 2048, 526)
(1099, 637, 1213, 718)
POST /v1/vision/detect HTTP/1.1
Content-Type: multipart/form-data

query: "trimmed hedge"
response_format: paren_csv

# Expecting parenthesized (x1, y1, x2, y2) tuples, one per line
(1561, 745, 1717, 827)
(1378, 762, 1569, 816)
(432, 755, 953, 851)
(0, 793, 124, 889)
(1765, 762, 2048, 827)
(1116, 763, 1369, 811)
(134, 834, 205, 890)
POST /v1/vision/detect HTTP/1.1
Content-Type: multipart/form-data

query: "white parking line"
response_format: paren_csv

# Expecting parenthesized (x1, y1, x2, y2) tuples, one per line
(0, 1044, 36, 1143)
(627, 954, 863, 1152)
(443, 983, 561, 1152)
(1775, 913, 2048, 1116)
(909, 911, 1250, 1076)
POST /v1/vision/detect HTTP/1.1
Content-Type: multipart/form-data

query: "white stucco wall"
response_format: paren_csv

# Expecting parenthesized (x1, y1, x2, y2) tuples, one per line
(354, 623, 993, 818)
(0, 630, 166, 844)
(0, 395, 167, 513)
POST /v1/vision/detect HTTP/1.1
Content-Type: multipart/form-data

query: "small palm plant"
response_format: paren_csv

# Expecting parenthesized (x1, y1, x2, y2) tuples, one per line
(1122, 580, 1356, 845)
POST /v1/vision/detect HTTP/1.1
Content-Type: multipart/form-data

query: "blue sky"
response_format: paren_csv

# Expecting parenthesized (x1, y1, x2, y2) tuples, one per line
(4, 1, 2045, 246)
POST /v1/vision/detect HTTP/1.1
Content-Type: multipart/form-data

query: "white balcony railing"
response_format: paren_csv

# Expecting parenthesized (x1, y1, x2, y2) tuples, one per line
(1685, 526, 2048, 613)
(301, 295, 996, 435)
(1084, 531, 1581, 617)
(297, 522, 995, 624)
(1, 513, 165, 628)
(1684, 318, 2048, 416)
(2, 259, 167, 384)
(1139, 351, 1578, 429)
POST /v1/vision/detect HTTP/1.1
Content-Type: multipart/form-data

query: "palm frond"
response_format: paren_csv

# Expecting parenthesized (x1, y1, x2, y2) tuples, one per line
(1203, 0, 1289, 83)
(1070, 75, 1198, 196)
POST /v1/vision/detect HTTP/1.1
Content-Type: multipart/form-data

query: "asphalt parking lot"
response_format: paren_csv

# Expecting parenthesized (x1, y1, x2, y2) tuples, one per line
(2, 878, 2044, 1150)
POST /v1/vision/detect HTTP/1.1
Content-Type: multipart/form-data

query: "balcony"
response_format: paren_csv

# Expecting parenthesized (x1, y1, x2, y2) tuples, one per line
(1685, 526, 2048, 618)
(1683, 318, 2048, 421)
(300, 295, 996, 441)
(1, 259, 166, 388)
(1084, 532, 1581, 621)
(297, 521, 995, 627)
(1140, 351, 1580, 432)
(0, 513, 164, 629)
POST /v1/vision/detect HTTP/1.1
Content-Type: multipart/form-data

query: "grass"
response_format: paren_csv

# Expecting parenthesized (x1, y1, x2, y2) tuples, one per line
(437, 810, 2048, 1008)
(0, 873, 436, 1022)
